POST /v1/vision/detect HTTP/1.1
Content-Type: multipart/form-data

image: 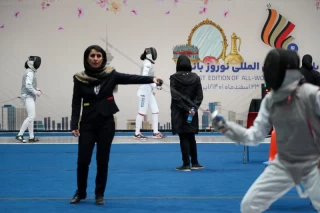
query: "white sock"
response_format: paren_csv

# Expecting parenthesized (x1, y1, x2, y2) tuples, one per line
(28, 121, 34, 138)
(135, 114, 144, 135)
(19, 96, 35, 138)
(18, 119, 29, 136)
(152, 113, 159, 134)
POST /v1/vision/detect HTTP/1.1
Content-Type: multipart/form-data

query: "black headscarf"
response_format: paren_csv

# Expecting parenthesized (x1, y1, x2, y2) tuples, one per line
(75, 45, 115, 85)
(176, 55, 192, 72)
(302, 54, 313, 70)
(83, 45, 108, 78)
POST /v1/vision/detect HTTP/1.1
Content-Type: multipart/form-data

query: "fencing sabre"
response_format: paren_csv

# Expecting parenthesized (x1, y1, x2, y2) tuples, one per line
(0, 97, 21, 104)
(0, 92, 51, 104)
(40, 92, 51, 98)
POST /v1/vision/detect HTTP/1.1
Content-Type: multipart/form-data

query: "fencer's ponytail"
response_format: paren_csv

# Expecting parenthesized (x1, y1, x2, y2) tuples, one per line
(140, 51, 146, 61)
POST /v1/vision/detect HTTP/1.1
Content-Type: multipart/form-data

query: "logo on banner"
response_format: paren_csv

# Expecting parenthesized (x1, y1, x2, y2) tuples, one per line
(261, 9, 298, 51)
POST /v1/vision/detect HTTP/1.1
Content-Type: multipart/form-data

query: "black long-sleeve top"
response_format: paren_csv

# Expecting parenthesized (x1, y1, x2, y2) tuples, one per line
(71, 70, 154, 130)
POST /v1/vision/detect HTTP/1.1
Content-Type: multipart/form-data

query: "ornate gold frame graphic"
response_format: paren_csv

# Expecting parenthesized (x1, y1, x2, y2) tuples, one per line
(172, 19, 245, 65)
(172, 19, 229, 64)
(187, 18, 228, 61)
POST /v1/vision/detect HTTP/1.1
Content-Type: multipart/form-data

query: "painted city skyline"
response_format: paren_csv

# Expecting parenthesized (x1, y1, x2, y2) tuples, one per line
(1, 101, 245, 131)
(1, 104, 72, 131)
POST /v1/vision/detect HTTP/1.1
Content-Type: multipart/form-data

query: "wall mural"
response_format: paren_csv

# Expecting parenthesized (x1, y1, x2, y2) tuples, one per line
(172, 19, 244, 66)
(0, 0, 319, 131)
(261, 7, 298, 51)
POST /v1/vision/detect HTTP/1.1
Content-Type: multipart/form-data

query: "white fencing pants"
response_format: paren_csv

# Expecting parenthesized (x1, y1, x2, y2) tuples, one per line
(137, 90, 159, 115)
(135, 89, 159, 134)
(241, 158, 320, 213)
(18, 96, 36, 138)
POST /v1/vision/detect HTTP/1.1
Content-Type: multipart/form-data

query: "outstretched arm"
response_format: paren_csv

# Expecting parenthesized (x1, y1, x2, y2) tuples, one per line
(218, 98, 272, 146)
(114, 71, 155, 85)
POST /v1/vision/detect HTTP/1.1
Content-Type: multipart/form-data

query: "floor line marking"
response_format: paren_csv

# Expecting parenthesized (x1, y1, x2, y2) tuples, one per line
(0, 196, 301, 200)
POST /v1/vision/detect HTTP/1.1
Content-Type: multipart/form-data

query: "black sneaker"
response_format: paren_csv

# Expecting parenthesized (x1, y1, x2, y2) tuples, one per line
(95, 196, 105, 205)
(134, 133, 148, 140)
(191, 163, 204, 170)
(29, 138, 39, 142)
(15, 135, 26, 143)
(70, 191, 86, 204)
(176, 165, 191, 171)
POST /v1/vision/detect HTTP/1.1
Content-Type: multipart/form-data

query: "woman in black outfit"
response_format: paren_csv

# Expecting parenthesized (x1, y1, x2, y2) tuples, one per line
(70, 45, 163, 205)
(299, 54, 320, 86)
(170, 55, 204, 172)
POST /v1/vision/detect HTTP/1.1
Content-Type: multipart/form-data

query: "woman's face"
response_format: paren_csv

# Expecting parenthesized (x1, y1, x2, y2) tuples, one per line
(87, 49, 103, 69)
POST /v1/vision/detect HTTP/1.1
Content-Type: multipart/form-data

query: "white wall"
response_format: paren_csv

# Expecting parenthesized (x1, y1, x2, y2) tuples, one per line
(0, 0, 319, 130)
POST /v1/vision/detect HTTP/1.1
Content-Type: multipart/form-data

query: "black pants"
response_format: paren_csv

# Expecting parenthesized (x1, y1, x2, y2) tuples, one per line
(76, 115, 115, 197)
(178, 133, 199, 165)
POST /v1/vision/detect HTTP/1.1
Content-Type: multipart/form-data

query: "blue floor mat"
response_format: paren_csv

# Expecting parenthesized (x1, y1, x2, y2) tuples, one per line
(0, 144, 316, 213)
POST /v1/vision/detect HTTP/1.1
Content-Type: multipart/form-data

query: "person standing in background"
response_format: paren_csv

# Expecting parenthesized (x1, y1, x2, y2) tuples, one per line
(15, 56, 42, 143)
(299, 54, 320, 86)
(170, 55, 204, 171)
(134, 47, 166, 140)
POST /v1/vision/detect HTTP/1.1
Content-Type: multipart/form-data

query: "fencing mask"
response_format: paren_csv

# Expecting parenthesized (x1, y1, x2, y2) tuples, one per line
(27, 56, 42, 70)
(140, 47, 157, 63)
(263, 48, 300, 91)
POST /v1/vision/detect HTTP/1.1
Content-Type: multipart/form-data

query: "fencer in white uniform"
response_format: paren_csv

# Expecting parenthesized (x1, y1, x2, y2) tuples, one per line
(213, 49, 320, 213)
(134, 47, 166, 139)
(16, 56, 42, 143)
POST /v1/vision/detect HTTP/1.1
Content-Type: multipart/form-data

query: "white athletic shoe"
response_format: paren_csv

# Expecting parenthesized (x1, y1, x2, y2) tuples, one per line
(15, 135, 26, 143)
(152, 132, 167, 139)
(134, 133, 148, 140)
